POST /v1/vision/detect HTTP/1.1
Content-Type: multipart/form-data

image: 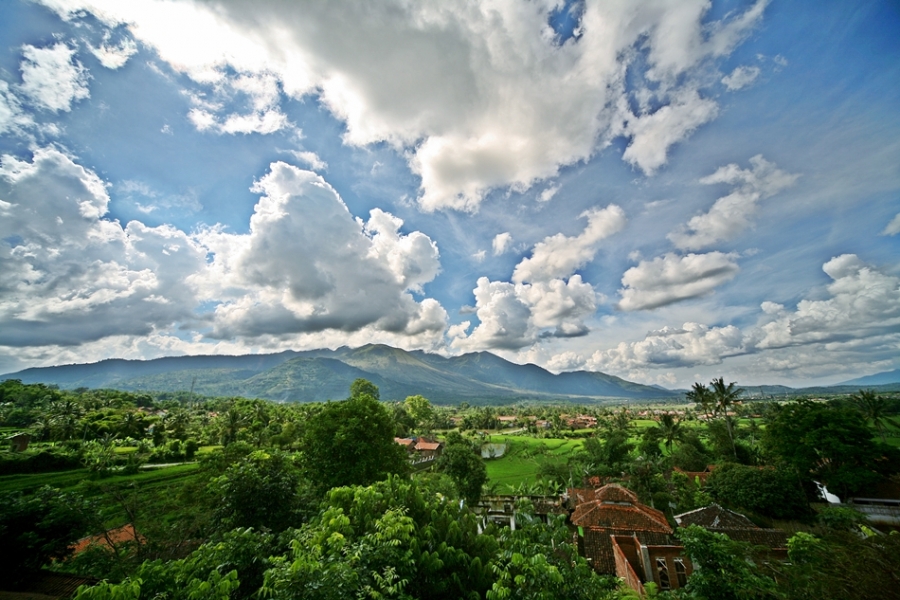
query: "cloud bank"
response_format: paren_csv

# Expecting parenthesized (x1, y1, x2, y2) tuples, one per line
(41, 0, 769, 211)
(0, 149, 447, 361)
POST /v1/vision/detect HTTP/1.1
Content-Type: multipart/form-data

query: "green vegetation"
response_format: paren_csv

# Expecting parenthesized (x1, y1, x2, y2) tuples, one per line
(2, 377, 899, 599)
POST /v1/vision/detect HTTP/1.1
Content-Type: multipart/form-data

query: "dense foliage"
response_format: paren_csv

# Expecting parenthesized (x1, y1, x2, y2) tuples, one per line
(2, 378, 899, 599)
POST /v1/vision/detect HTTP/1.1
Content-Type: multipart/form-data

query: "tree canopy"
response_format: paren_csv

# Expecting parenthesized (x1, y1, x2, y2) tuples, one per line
(299, 381, 409, 493)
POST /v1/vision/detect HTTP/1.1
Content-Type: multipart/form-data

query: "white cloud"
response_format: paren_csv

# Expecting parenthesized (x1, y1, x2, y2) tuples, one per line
(589, 322, 746, 372)
(18, 43, 90, 112)
(451, 274, 597, 352)
(492, 232, 513, 256)
(0, 81, 34, 135)
(0, 150, 450, 359)
(197, 162, 446, 342)
(39, 0, 768, 210)
(668, 155, 799, 250)
(593, 255, 900, 375)
(618, 251, 740, 311)
(620, 89, 719, 175)
(538, 185, 559, 203)
(513, 204, 626, 283)
(289, 150, 327, 171)
(472, 250, 486, 262)
(186, 72, 291, 135)
(721, 65, 760, 90)
(753, 254, 900, 349)
(881, 212, 900, 236)
(0, 148, 204, 347)
(88, 36, 138, 69)
(453, 206, 624, 351)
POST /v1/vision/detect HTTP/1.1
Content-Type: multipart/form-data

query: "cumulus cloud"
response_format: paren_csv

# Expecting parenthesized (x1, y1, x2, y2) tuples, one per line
(618, 251, 740, 311)
(753, 254, 900, 349)
(197, 162, 446, 341)
(513, 205, 626, 283)
(0, 150, 449, 359)
(721, 65, 760, 90)
(18, 43, 90, 112)
(538, 185, 559, 203)
(593, 255, 899, 375)
(0, 148, 204, 347)
(668, 155, 799, 250)
(40, 0, 768, 210)
(492, 232, 513, 256)
(882, 212, 900, 236)
(589, 322, 746, 372)
(454, 206, 624, 351)
(451, 275, 596, 351)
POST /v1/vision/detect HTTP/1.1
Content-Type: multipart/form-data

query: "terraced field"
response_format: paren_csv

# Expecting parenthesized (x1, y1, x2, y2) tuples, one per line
(484, 435, 584, 491)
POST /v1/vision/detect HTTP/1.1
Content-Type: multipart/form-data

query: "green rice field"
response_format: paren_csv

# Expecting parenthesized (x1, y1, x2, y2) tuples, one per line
(484, 435, 583, 491)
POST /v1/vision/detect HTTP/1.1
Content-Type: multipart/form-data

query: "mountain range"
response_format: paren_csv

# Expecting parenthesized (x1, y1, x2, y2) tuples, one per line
(0, 344, 678, 404)
(4, 345, 898, 405)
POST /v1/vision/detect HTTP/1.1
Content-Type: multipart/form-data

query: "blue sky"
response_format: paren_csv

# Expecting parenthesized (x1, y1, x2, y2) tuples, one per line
(0, 0, 898, 388)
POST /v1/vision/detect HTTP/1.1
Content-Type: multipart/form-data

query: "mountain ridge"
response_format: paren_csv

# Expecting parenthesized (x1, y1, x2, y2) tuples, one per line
(1, 344, 675, 404)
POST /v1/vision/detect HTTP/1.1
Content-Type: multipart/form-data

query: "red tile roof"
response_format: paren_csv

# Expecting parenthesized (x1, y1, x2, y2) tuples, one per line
(570, 484, 670, 533)
(71, 524, 142, 555)
(415, 441, 442, 451)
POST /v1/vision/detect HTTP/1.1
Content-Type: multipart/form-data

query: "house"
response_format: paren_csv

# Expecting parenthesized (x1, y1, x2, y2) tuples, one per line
(497, 416, 518, 427)
(71, 523, 144, 556)
(671, 465, 716, 485)
(6, 432, 31, 452)
(674, 504, 788, 560)
(568, 484, 693, 595)
(394, 437, 416, 452)
(414, 439, 443, 459)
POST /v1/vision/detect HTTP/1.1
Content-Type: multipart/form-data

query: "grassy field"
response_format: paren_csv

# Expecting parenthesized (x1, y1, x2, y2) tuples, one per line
(484, 435, 583, 491)
(0, 463, 200, 494)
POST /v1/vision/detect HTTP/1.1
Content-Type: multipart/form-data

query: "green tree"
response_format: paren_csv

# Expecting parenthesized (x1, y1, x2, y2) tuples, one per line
(710, 377, 742, 459)
(676, 524, 779, 600)
(300, 382, 408, 493)
(776, 530, 900, 600)
(705, 463, 810, 520)
(218, 404, 247, 447)
(656, 413, 684, 453)
(0, 487, 96, 584)
(486, 503, 616, 600)
(262, 476, 497, 600)
(850, 389, 899, 443)
(208, 450, 308, 532)
(350, 378, 380, 400)
(686, 382, 715, 419)
(437, 433, 487, 505)
(762, 399, 898, 497)
(404, 394, 435, 431)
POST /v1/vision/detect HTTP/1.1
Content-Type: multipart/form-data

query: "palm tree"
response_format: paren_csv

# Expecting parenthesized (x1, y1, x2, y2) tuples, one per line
(686, 382, 715, 419)
(219, 405, 246, 446)
(50, 398, 83, 441)
(851, 389, 899, 443)
(710, 377, 743, 459)
(657, 413, 683, 453)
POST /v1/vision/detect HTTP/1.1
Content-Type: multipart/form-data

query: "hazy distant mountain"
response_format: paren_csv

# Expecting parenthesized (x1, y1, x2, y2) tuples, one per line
(1, 344, 676, 404)
(837, 369, 900, 387)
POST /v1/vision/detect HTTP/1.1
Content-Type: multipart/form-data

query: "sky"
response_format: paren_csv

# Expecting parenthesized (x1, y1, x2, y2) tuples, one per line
(0, 0, 898, 389)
